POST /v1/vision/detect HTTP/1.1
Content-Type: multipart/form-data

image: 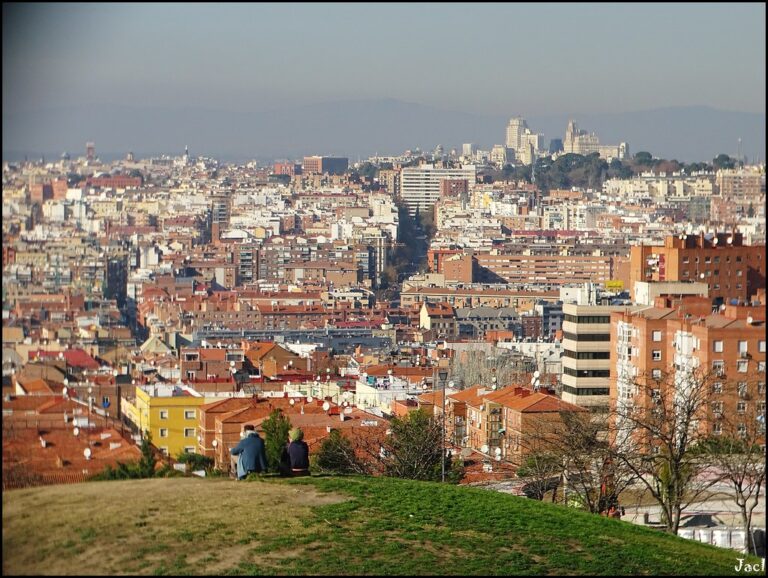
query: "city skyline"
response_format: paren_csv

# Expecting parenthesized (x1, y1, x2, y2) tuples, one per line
(3, 3, 765, 162)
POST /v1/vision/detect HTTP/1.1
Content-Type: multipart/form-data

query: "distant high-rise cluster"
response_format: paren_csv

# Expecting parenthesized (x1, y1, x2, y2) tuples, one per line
(505, 117, 542, 165)
(563, 120, 628, 160)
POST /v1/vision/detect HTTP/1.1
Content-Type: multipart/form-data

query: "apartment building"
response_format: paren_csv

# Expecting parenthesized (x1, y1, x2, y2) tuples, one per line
(400, 164, 476, 216)
(562, 303, 642, 414)
(610, 302, 766, 446)
(629, 232, 766, 305)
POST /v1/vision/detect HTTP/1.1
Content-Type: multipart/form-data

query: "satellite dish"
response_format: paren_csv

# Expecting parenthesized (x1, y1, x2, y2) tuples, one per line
(73, 427, 80, 436)
(306, 396, 314, 403)
(746, 316, 753, 325)
(481, 444, 489, 454)
(342, 401, 349, 407)
(83, 447, 92, 459)
(211, 439, 218, 447)
(700, 273, 705, 279)
(322, 401, 331, 411)
(229, 360, 235, 367)
(495, 447, 502, 456)
(533, 370, 540, 378)
(289, 398, 296, 406)
(712, 237, 718, 245)
(460, 447, 472, 458)
(62, 387, 68, 397)
(343, 407, 353, 415)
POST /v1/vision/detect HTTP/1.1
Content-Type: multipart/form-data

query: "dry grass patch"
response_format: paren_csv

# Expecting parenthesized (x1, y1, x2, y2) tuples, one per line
(2, 477, 348, 576)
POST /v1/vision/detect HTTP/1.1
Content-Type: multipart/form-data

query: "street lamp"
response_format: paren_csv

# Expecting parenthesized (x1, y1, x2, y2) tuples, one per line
(438, 369, 448, 482)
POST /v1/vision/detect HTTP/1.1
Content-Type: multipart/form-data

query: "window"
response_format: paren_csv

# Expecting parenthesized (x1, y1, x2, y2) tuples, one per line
(652, 369, 662, 380)
(184, 428, 195, 438)
(184, 447, 196, 454)
(652, 330, 662, 342)
(711, 401, 723, 413)
(160, 447, 169, 456)
(736, 269, 743, 277)
(705, 256, 711, 264)
(738, 382, 748, 398)
(159, 428, 168, 438)
(737, 424, 747, 437)
(737, 402, 747, 414)
(712, 361, 725, 376)
(759, 341, 766, 353)
(758, 361, 766, 373)
(652, 350, 662, 361)
(102, 396, 110, 406)
(737, 360, 748, 373)
(184, 410, 195, 420)
(759, 382, 766, 394)
(682, 256, 689, 264)
(738, 341, 748, 355)
(714, 256, 720, 264)
(159, 410, 169, 420)
(712, 423, 722, 435)
(713, 340, 723, 353)
(186, 370, 195, 380)
(712, 382, 723, 394)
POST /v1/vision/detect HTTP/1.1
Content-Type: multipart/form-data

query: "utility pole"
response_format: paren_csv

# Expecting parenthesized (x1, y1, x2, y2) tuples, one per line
(438, 368, 448, 482)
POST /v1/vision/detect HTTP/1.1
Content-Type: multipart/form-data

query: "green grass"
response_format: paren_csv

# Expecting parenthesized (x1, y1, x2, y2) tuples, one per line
(2, 475, 759, 575)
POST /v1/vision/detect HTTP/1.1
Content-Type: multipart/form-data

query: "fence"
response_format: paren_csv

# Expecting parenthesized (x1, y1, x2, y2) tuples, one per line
(2, 470, 95, 491)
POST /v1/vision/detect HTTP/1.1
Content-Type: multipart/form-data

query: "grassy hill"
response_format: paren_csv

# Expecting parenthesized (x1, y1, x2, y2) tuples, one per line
(2, 475, 758, 576)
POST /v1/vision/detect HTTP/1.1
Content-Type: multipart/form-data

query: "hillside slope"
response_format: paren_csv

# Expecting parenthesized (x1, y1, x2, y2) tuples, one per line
(2, 475, 756, 575)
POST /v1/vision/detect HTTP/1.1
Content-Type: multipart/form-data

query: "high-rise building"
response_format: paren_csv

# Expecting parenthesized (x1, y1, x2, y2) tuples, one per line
(399, 164, 476, 216)
(563, 120, 627, 159)
(86, 142, 95, 161)
(505, 117, 541, 165)
(561, 303, 642, 414)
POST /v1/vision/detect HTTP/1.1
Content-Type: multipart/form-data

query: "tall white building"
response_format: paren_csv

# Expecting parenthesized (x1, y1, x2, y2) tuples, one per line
(563, 120, 628, 160)
(505, 117, 541, 165)
(399, 164, 477, 216)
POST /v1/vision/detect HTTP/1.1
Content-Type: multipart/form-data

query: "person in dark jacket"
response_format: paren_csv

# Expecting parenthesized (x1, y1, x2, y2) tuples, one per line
(230, 424, 268, 479)
(287, 428, 310, 476)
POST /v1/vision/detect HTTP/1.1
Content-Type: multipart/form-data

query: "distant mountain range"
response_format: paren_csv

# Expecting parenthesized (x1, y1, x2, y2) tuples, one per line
(3, 99, 764, 164)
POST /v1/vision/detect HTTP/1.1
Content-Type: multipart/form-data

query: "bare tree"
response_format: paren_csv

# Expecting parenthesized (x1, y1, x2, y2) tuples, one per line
(698, 377, 766, 554)
(611, 368, 719, 534)
(448, 349, 534, 390)
(558, 410, 638, 514)
(516, 450, 562, 501)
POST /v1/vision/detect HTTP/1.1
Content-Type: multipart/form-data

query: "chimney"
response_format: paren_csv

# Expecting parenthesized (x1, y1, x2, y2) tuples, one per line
(521, 389, 531, 398)
(514, 387, 523, 395)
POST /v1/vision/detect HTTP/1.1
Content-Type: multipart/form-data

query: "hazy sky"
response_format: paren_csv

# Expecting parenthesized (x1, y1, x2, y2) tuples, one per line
(3, 2, 765, 117)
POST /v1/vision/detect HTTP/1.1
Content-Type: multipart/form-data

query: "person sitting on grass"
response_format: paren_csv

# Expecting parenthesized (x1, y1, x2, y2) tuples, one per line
(230, 424, 268, 480)
(287, 428, 310, 477)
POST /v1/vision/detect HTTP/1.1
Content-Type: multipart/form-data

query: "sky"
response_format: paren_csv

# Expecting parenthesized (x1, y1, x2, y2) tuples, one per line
(3, 2, 766, 117)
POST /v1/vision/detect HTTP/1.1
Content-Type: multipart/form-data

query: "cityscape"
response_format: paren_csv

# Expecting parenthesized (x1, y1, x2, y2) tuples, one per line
(2, 3, 766, 576)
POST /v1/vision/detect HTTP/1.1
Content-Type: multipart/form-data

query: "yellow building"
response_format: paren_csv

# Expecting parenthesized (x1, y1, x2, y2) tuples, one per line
(121, 384, 217, 457)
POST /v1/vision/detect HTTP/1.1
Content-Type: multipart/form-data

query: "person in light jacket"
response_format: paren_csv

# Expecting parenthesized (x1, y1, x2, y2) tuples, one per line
(230, 424, 268, 479)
